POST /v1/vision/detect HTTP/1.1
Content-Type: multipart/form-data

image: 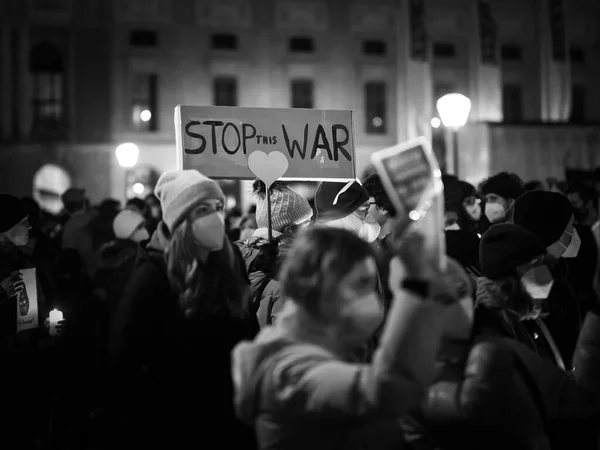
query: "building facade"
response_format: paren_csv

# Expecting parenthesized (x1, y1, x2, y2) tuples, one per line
(0, 0, 599, 206)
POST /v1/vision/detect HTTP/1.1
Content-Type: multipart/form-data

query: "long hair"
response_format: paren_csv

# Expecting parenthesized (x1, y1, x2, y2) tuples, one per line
(476, 276, 543, 321)
(165, 220, 251, 319)
(279, 226, 375, 318)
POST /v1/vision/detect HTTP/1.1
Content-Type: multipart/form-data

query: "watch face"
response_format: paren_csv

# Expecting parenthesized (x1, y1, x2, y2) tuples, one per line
(19, 291, 30, 316)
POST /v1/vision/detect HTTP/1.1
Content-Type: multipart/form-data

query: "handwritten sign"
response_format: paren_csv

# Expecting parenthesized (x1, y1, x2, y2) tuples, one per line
(175, 106, 356, 181)
(16, 268, 39, 333)
(372, 137, 446, 270)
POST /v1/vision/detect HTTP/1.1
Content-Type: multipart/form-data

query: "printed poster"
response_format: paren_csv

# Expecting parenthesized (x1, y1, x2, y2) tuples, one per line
(16, 268, 39, 332)
(371, 137, 446, 270)
(175, 105, 356, 181)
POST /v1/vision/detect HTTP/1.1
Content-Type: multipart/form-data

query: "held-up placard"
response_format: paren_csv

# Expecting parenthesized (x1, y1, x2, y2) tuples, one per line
(16, 268, 39, 333)
(371, 137, 446, 270)
(175, 106, 356, 181)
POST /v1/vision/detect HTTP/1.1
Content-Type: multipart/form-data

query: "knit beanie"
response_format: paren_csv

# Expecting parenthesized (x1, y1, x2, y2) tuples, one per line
(513, 190, 573, 247)
(154, 170, 225, 232)
(0, 194, 27, 233)
(315, 180, 369, 223)
(253, 182, 313, 232)
(442, 174, 463, 213)
(113, 210, 145, 240)
(479, 172, 525, 200)
(479, 223, 546, 279)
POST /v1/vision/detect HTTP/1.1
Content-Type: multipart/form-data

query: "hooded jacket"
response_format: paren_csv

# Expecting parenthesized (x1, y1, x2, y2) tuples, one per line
(231, 286, 450, 450)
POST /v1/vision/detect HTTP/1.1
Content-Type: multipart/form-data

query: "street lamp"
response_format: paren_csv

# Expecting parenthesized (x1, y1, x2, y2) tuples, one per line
(436, 93, 471, 177)
(115, 143, 140, 200)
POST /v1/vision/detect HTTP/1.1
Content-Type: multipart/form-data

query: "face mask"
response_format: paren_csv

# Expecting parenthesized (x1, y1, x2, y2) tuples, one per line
(521, 265, 554, 300)
(192, 212, 225, 251)
(131, 227, 150, 243)
(340, 293, 384, 343)
(325, 214, 381, 243)
(485, 202, 506, 224)
(561, 228, 581, 258)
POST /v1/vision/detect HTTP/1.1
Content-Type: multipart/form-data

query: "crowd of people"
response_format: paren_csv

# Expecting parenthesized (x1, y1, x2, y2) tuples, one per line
(1, 164, 600, 450)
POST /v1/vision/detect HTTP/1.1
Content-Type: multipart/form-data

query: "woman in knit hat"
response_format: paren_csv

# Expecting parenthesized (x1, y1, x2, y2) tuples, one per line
(475, 223, 561, 361)
(236, 180, 313, 328)
(474, 223, 600, 450)
(153, 169, 258, 449)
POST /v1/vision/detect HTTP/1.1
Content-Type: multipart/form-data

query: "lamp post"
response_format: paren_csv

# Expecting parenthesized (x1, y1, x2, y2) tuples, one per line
(115, 142, 139, 201)
(436, 93, 471, 177)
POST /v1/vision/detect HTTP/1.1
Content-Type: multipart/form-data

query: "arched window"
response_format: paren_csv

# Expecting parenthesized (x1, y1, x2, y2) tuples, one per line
(29, 42, 64, 131)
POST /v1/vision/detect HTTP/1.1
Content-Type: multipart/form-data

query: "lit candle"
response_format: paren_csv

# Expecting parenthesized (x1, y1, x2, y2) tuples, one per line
(49, 309, 63, 337)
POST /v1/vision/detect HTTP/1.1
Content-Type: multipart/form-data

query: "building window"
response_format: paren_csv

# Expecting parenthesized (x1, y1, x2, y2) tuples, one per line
(130, 30, 158, 47)
(570, 86, 586, 123)
(211, 33, 238, 50)
(213, 77, 238, 106)
(29, 42, 65, 133)
(132, 73, 158, 131)
(365, 81, 386, 134)
(433, 42, 456, 58)
(362, 40, 387, 56)
(501, 44, 522, 61)
(569, 46, 585, 64)
(502, 84, 523, 122)
(289, 37, 315, 53)
(291, 79, 314, 109)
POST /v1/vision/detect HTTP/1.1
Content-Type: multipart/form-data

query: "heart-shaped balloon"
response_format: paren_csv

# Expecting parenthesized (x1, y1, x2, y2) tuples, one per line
(247, 151, 289, 188)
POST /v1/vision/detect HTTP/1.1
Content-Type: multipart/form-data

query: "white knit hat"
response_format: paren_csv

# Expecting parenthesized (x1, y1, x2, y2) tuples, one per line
(255, 185, 313, 232)
(154, 170, 225, 232)
(113, 210, 145, 240)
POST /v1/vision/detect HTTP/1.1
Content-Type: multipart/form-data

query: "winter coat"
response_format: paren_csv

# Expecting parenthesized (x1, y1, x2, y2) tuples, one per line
(61, 208, 100, 277)
(107, 223, 176, 449)
(236, 229, 284, 327)
(474, 277, 600, 450)
(232, 288, 450, 450)
(109, 222, 259, 449)
(407, 310, 600, 450)
(93, 239, 138, 320)
(474, 277, 564, 367)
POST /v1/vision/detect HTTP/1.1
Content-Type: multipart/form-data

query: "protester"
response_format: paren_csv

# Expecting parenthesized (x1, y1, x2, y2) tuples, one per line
(232, 226, 461, 449)
(236, 180, 313, 327)
(61, 187, 100, 277)
(478, 172, 525, 224)
(514, 190, 595, 364)
(0, 193, 64, 449)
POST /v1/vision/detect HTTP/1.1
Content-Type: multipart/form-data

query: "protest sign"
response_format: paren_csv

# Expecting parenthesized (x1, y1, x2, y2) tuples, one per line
(16, 268, 39, 333)
(371, 137, 446, 270)
(175, 105, 356, 181)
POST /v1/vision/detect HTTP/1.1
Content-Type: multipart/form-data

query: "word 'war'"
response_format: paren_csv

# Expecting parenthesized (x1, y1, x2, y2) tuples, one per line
(184, 121, 352, 162)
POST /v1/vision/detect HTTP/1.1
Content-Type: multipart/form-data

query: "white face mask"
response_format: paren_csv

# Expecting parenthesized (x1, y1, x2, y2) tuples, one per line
(561, 228, 581, 258)
(192, 212, 225, 251)
(521, 265, 554, 300)
(325, 213, 381, 243)
(131, 227, 150, 243)
(485, 202, 506, 224)
(340, 292, 384, 344)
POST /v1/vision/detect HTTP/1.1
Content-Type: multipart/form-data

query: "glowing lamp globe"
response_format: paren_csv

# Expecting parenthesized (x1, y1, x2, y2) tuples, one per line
(115, 143, 140, 168)
(436, 94, 472, 128)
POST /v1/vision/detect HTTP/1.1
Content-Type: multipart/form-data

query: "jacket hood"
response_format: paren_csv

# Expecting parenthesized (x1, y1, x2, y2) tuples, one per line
(99, 239, 137, 269)
(232, 327, 290, 425)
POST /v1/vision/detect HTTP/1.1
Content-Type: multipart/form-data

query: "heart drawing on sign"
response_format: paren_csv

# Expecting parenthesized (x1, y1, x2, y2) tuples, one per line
(247, 151, 289, 188)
